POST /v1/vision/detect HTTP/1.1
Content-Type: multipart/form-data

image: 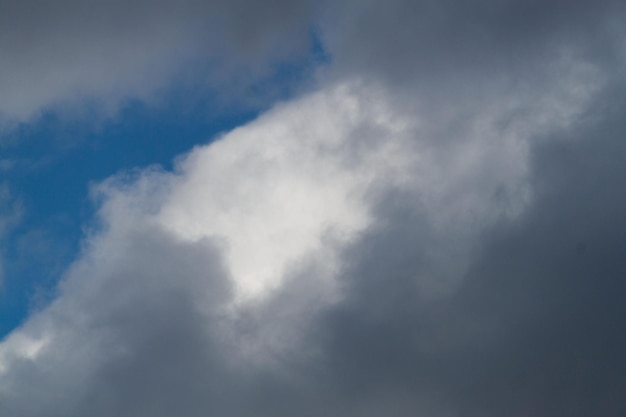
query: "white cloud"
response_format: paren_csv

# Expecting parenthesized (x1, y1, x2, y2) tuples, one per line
(153, 83, 414, 300)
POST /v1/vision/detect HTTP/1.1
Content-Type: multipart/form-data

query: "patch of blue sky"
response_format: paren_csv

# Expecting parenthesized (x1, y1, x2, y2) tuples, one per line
(0, 32, 330, 338)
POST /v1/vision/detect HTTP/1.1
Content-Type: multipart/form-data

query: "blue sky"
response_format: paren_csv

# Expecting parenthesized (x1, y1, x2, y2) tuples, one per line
(1, 2, 626, 416)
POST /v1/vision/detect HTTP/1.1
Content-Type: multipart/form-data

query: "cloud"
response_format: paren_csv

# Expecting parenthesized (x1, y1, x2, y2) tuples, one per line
(0, 52, 610, 415)
(0, 0, 316, 123)
(1, 1, 626, 416)
(322, 0, 625, 83)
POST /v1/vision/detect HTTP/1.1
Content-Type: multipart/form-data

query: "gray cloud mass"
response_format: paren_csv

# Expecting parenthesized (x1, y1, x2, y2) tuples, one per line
(1, 1, 626, 416)
(0, 0, 316, 123)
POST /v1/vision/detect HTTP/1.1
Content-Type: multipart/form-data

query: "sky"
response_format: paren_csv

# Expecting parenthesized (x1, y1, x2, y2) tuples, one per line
(0, 1, 625, 416)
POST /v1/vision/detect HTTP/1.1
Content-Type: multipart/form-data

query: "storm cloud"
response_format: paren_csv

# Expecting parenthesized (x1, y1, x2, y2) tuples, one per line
(1, 1, 626, 416)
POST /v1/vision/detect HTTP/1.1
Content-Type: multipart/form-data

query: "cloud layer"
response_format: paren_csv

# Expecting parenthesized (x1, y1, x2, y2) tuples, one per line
(0, 0, 316, 123)
(1, 1, 626, 416)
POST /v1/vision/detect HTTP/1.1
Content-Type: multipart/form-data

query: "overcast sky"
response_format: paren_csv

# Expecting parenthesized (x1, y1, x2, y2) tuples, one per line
(1, 1, 625, 416)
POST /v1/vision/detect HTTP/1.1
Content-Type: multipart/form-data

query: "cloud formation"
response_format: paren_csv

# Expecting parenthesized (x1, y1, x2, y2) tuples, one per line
(1, 1, 626, 416)
(0, 0, 315, 123)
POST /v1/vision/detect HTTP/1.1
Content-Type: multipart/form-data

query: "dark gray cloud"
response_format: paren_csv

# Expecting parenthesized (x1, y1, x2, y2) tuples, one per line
(311, 96, 626, 416)
(323, 0, 625, 83)
(1, 1, 626, 416)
